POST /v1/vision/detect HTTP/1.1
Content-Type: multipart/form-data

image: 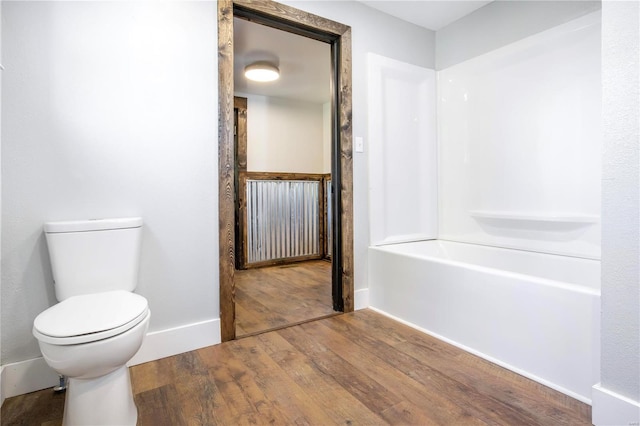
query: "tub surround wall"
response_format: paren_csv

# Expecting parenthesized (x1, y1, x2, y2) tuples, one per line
(438, 12, 601, 260)
(368, 53, 437, 246)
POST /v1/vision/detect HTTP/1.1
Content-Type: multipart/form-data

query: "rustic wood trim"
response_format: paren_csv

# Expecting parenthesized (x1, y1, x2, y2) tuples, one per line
(233, 0, 349, 37)
(234, 97, 247, 173)
(238, 170, 249, 270)
(243, 171, 327, 181)
(219, 0, 354, 341)
(318, 174, 326, 261)
(338, 28, 354, 312)
(218, 0, 236, 342)
(234, 97, 248, 269)
(322, 173, 332, 260)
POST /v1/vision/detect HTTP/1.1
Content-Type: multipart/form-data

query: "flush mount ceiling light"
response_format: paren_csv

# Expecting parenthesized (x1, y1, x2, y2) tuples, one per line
(244, 62, 280, 82)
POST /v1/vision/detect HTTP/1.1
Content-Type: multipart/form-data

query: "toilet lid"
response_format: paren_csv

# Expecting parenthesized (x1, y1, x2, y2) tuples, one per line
(33, 290, 148, 345)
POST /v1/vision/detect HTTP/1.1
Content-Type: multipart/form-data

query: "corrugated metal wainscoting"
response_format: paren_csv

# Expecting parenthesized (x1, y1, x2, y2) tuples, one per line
(246, 179, 320, 263)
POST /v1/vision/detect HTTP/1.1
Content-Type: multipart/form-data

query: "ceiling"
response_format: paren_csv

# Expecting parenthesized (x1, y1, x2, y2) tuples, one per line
(234, 17, 331, 104)
(360, 1, 493, 31)
(233, 1, 493, 104)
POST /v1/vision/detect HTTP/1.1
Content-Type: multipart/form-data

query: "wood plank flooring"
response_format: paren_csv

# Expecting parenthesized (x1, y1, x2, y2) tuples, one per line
(235, 260, 334, 337)
(1, 309, 591, 426)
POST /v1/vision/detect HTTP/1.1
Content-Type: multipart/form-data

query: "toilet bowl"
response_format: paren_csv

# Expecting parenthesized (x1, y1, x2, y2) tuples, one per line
(33, 291, 150, 425)
(33, 218, 148, 426)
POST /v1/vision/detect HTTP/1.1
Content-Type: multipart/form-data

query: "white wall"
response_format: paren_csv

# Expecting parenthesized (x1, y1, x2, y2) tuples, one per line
(436, 0, 601, 70)
(281, 0, 435, 295)
(593, 1, 640, 423)
(438, 12, 601, 259)
(239, 93, 325, 174)
(1, 0, 218, 376)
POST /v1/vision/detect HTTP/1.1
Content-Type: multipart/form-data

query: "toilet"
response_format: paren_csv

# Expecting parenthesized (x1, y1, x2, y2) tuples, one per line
(32, 217, 150, 426)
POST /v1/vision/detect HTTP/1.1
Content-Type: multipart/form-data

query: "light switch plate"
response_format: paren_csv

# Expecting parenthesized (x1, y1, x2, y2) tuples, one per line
(355, 136, 364, 153)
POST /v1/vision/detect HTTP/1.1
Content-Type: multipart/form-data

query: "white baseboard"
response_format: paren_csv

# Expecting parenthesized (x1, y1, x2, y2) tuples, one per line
(0, 357, 60, 403)
(0, 318, 221, 405)
(128, 318, 220, 366)
(592, 383, 640, 425)
(354, 288, 369, 310)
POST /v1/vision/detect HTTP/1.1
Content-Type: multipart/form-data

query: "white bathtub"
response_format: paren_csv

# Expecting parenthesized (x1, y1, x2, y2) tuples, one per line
(368, 240, 600, 403)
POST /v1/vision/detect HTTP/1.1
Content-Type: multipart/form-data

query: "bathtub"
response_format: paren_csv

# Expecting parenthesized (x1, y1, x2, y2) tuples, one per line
(368, 240, 600, 403)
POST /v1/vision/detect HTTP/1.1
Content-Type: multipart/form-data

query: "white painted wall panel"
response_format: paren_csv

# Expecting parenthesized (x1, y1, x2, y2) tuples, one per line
(368, 54, 437, 245)
(438, 12, 601, 259)
(239, 93, 326, 174)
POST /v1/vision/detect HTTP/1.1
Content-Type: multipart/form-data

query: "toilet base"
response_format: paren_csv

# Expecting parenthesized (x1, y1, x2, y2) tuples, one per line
(63, 365, 137, 426)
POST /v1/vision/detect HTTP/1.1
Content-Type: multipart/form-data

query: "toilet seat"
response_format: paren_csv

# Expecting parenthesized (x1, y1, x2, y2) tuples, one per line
(33, 290, 148, 345)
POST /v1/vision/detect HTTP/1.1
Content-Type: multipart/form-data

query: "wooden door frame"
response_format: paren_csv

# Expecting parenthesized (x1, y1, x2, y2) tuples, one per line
(218, 0, 353, 341)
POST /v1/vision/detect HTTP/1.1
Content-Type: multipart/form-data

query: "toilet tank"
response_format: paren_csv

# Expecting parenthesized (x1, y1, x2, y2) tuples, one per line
(44, 217, 143, 301)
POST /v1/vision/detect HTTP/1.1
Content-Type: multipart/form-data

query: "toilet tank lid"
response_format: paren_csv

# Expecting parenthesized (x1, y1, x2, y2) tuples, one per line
(44, 217, 143, 234)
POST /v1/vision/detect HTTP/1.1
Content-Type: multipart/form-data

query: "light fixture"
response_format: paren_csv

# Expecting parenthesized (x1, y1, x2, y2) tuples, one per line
(244, 62, 280, 82)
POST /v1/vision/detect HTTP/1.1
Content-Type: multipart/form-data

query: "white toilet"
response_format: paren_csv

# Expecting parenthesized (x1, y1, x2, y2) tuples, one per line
(32, 217, 150, 426)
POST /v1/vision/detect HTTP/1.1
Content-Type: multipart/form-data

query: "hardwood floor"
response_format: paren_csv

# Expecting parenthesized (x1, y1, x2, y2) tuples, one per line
(235, 260, 334, 337)
(1, 310, 591, 426)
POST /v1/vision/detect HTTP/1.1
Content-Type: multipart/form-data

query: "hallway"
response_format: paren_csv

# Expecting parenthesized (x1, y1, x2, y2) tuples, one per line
(235, 260, 334, 336)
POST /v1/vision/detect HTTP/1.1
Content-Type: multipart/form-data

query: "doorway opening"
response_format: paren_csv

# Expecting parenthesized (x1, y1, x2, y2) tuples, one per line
(217, 0, 353, 341)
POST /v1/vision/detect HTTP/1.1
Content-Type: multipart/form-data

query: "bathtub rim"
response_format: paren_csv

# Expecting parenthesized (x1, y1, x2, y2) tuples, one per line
(369, 239, 600, 296)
